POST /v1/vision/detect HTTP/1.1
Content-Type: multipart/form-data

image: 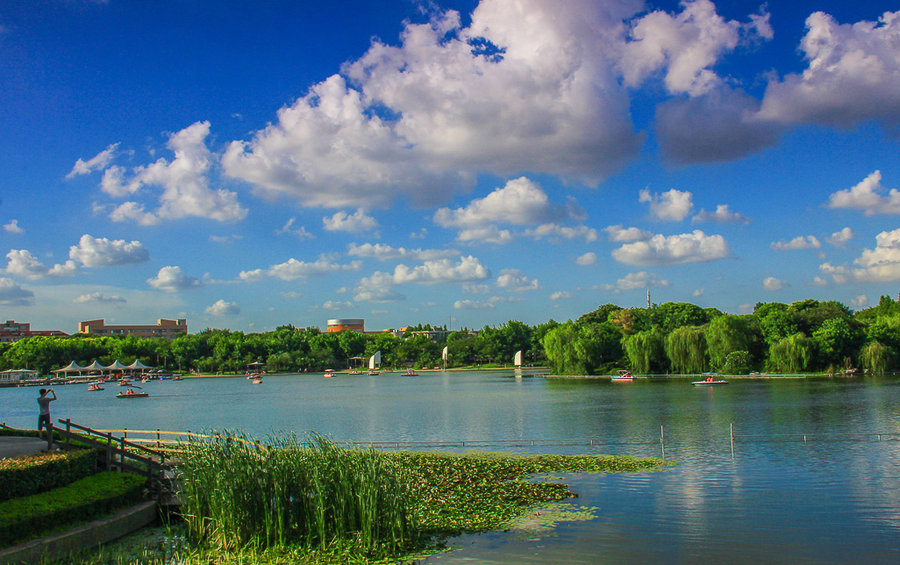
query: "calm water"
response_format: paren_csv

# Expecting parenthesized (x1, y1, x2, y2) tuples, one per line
(3, 371, 900, 563)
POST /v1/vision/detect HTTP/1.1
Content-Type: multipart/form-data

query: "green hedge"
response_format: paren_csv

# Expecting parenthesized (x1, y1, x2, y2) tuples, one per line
(0, 448, 99, 502)
(0, 471, 147, 547)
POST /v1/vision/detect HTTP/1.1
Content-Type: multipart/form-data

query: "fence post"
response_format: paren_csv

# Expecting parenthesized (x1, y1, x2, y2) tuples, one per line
(65, 418, 71, 450)
(730, 423, 734, 459)
(46, 423, 54, 451)
(157, 429, 161, 449)
(660, 425, 665, 459)
(106, 432, 113, 470)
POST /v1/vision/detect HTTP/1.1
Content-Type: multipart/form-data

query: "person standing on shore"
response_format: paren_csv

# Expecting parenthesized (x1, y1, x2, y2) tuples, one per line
(37, 388, 56, 440)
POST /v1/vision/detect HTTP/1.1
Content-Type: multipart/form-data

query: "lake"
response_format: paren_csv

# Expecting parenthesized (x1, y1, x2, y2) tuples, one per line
(2, 370, 900, 563)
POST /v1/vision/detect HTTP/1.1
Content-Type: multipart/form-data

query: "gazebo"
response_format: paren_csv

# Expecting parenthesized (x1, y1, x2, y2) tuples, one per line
(84, 360, 106, 375)
(126, 359, 154, 377)
(53, 361, 86, 378)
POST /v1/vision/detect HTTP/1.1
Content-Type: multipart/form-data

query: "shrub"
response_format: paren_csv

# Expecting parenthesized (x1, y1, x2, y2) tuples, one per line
(0, 449, 98, 502)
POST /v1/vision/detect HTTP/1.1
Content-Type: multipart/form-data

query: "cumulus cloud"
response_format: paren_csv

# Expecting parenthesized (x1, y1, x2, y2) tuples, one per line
(0, 277, 33, 306)
(851, 295, 869, 309)
(147, 266, 203, 292)
(223, 1, 644, 208)
(604, 225, 653, 242)
(323, 209, 378, 233)
(353, 271, 406, 303)
(612, 230, 729, 266)
(763, 276, 785, 291)
(321, 300, 354, 311)
(826, 171, 900, 215)
(74, 292, 126, 304)
(69, 234, 149, 267)
(3, 219, 23, 234)
(495, 269, 539, 292)
(393, 256, 490, 284)
(576, 252, 597, 266)
(549, 291, 573, 301)
(455, 226, 514, 245)
(347, 243, 458, 261)
(757, 11, 900, 130)
(206, 299, 240, 316)
(847, 228, 900, 282)
(435, 178, 583, 229)
(639, 188, 693, 221)
(827, 227, 854, 247)
(240, 256, 361, 282)
(522, 224, 598, 243)
(101, 122, 247, 224)
(770, 235, 821, 251)
(67, 143, 119, 179)
(621, 0, 770, 96)
(4, 250, 76, 279)
(692, 204, 750, 224)
(454, 298, 497, 311)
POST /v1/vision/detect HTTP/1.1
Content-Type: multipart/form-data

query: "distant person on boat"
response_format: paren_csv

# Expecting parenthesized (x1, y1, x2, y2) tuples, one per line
(707, 376, 714, 382)
(37, 388, 57, 440)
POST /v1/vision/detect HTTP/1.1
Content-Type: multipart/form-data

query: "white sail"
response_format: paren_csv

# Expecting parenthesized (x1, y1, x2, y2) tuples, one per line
(369, 350, 382, 369)
(514, 350, 523, 367)
(442, 346, 448, 361)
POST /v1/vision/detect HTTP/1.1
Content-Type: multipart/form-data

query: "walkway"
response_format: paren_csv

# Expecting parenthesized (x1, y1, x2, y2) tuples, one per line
(0, 436, 49, 459)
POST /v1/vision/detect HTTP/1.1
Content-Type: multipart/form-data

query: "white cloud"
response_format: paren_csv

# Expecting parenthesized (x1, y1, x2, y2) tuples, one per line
(240, 256, 361, 282)
(347, 243, 458, 261)
(102, 122, 247, 224)
(495, 269, 539, 292)
(692, 204, 750, 224)
(223, 1, 645, 208)
(604, 224, 653, 242)
(69, 234, 149, 267)
(323, 209, 378, 233)
(763, 276, 785, 291)
(851, 295, 869, 309)
(321, 300, 354, 311)
(523, 224, 598, 243)
(3, 219, 24, 234)
(206, 299, 240, 316)
(454, 299, 497, 311)
(576, 252, 597, 266)
(5, 250, 76, 279)
(692, 288, 704, 297)
(549, 291, 573, 301)
(770, 235, 821, 251)
(612, 230, 729, 266)
(847, 228, 900, 282)
(393, 256, 490, 284)
(0, 277, 33, 306)
(277, 217, 315, 240)
(462, 283, 491, 294)
(435, 177, 583, 229)
(67, 143, 118, 179)
(639, 188, 693, 221)
(757, 11, 900, 130)
(353, 271, 405, 303)
(827, 227, 855, 247)
(455, 226, 514, 245)
(819, 262, 851, 284)
(811, 276, 829, 287)
(147, 266, 203, 292)
(607, 271, 670, 291)
(826, 171, 900, 215)
(621, 0, 770, 96)
(74, 292, 126, 304)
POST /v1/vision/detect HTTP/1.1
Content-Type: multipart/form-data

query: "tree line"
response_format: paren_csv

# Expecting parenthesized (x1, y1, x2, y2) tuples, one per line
(1, 295, 897, 376)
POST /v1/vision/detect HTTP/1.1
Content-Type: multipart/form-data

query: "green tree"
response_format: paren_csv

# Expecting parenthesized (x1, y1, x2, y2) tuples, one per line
(859, 341, 894, 375)
(665, 326, 708, 374)
(812, 317, 864, 368)
(622, 329, 666, 373)
(705, 315, 756, 371)
(767, 333, 814, 373)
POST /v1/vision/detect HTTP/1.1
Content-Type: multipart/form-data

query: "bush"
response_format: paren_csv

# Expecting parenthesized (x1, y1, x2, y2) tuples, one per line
(0, 449, 99, 502)
(0, 471, 146, 547)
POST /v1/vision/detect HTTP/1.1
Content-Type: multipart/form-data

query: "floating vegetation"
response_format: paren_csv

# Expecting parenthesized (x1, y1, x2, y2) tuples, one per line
(75, 433, 670, 564)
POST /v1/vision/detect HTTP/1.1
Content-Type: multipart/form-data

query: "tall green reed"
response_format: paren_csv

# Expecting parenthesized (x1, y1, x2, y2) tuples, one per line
(176, 431, 414, 557)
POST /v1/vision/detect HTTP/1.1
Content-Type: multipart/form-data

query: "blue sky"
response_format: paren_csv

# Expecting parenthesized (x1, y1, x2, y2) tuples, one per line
(2, 0, 899, 334)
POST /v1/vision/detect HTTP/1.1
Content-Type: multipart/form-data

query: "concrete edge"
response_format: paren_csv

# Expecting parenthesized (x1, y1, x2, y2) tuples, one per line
(0, 500, 158, 564)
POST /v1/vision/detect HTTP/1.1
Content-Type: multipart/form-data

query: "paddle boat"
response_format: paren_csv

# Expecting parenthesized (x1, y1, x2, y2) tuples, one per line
(611, 370, 634, 382)
(88, 383, 104, 391)
(116, 388, 148, 398)
(324, 369, 334, 378)
(251, 377, 263, 384)
(692, 375, 729, 386)
(368, 370, 379, 376)
(403, 369, 417, 376)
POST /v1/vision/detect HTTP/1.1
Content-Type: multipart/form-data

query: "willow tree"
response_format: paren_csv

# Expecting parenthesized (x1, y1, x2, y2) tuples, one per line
(623, 329, 666, 373)
(767, 332, 813, 373)
(859, 341, 893, 375)
(705, 315, 756, 371)
(542, 321, 622, 375)
(665, 326, 708, 374)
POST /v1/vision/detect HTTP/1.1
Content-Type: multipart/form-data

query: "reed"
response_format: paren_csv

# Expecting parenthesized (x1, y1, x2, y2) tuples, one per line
(176, 431, 414, 558)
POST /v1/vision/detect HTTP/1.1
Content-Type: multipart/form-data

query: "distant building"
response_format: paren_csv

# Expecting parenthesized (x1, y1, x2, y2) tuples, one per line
(78, 318, 187, 339)
(0, 320, 68, 343)
(326, 318, 365, 333)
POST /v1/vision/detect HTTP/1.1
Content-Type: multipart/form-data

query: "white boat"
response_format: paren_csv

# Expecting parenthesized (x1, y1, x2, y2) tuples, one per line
(692, 378, 729, 386)
(324, 369, 334, 378)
